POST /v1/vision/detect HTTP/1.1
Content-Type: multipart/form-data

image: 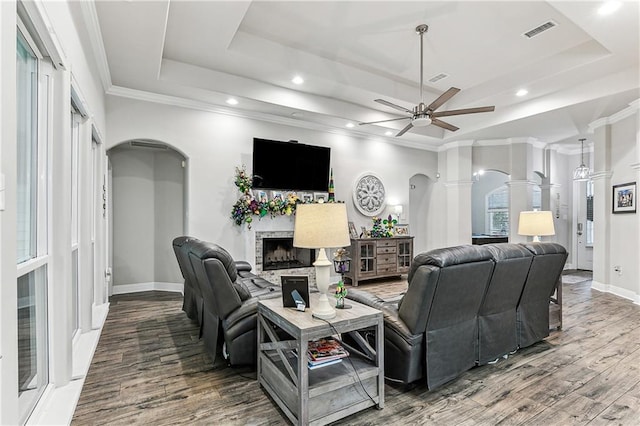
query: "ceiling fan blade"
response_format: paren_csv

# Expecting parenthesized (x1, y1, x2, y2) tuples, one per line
(432, 106, 496, 118)
(375, 99, 413, 114)
(431, 118, 459, 132)
(359, 117, 410, 126)
(427, 87, 461, 111)
(396, 122, 414, 137)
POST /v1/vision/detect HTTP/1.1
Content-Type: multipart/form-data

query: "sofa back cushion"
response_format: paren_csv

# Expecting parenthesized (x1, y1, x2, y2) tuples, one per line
(481, 243, 533, 315)
(401, 245, 494, 335)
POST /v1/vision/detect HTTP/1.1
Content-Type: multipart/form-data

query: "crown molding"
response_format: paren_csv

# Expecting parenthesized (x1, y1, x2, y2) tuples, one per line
(590, 171, 613, 181)
(444, 180, 474, 188)
(106, 86, 441, 152)
(588, 99, 640, 133)
(80, 0, 112, 92)
(438, 140, 474, 152)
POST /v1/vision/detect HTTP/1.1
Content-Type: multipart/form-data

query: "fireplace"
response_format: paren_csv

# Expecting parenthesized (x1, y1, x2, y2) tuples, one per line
(262, 238, 315, 271)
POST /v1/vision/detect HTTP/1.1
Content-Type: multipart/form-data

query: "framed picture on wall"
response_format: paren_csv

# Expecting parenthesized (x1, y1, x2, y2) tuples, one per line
(612, 182, 636, 214)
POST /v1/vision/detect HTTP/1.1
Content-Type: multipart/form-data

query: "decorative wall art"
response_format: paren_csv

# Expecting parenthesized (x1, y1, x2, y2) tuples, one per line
(612, 182, 636, 214)
(353, 173, 386, 216)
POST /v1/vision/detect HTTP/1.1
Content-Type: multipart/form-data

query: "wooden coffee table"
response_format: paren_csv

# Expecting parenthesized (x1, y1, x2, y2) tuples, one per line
(257, 294, 384, 426)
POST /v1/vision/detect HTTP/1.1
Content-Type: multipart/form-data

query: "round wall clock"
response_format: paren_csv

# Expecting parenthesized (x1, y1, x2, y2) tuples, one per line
(353, 173, 386, 216)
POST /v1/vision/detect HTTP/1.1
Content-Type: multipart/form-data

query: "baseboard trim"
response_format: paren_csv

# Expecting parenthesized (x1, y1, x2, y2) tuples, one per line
(592, 280, 640, 305)
(111, 282, 184, 295)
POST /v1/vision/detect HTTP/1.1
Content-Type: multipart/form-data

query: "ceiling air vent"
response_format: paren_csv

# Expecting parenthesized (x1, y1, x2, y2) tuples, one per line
(429, 73, 449, 83)
(523, 21, 557, 39)
(129, 140, 168, 150)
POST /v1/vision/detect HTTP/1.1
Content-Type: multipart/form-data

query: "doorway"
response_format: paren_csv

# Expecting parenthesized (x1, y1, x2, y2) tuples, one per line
(575, 180, 594, 271)
(107, 140, 186, 293)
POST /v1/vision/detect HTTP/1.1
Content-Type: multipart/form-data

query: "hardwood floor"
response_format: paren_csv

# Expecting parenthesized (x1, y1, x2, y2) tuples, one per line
(72, 273, 640, 425)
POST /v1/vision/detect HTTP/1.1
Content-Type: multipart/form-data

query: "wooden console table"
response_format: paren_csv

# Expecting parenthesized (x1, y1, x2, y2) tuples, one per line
(344, 236, 413, 286)
(257, 294, 384, 425)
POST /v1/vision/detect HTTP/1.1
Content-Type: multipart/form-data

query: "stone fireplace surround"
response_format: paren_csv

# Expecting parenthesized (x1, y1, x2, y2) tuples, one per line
(256, 231, 316, 286)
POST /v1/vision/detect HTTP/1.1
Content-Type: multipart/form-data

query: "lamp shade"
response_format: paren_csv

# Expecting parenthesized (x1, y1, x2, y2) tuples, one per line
(518, 210, 555, 237)
(293, 203, 350, 249)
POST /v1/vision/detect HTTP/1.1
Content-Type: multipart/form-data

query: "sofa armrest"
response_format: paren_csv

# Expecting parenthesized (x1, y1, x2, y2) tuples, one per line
(346, 289, 419, 343)
(234, 260, 253, 272)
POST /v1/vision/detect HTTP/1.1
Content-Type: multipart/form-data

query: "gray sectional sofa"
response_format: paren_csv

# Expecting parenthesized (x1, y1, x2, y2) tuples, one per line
(346, 242, 567, 389)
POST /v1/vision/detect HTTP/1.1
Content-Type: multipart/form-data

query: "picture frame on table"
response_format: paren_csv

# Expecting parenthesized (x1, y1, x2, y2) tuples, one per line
(360, 226, 368, 238)
(348, 221, 359, 239)
(271, 190, 283, 200)
(395, 224, 409, 236)
(313, 192, 328, 202)
(301, 192, 313, 203)
(612, 182, 636, 214)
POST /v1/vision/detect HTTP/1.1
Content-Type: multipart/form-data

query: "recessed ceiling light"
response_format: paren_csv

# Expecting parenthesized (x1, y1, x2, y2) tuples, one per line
(598, 1, 621, 15)
(226, 98, 238, 105)
(292, 75, 304, 85)
(385, 131, 393, 136)
(345, 122, 355, 128)
(516, 89, 528, 97)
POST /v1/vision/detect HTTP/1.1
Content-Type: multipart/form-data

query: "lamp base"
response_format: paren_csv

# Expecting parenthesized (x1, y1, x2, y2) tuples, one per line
(312, 249, 336, 320)
(312, 294, 337, 319)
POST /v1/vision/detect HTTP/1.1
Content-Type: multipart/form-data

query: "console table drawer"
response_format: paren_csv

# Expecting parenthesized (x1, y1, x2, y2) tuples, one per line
(377, 246, 397, 255)
(377, 264, 397, 274)
(377, 240, 396, 248)
(377, 254, 396, 265)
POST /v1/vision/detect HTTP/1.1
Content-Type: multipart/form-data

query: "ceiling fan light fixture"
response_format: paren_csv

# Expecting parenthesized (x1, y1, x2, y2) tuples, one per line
(412, 116, 432, 127)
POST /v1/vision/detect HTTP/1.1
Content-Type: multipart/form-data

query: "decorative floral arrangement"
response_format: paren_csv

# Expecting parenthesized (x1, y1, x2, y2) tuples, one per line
(230, 165, 341, 229)
(370, 215, 396, 238)
(234, 165, 253, 195)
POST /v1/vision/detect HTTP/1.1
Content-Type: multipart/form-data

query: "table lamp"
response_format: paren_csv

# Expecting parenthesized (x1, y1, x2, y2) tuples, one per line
(518, 210, 555, 242)
(294, 203, 350, 319)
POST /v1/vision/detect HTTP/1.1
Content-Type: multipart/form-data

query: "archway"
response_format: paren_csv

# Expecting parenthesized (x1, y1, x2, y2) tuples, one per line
(409, 173, 435, 254)
(107, 140, 187, 295)
(471, 170, 510, 242)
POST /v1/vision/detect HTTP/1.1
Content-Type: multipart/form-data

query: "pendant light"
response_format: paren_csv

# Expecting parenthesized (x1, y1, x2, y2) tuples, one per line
(573, 138, 591, 181)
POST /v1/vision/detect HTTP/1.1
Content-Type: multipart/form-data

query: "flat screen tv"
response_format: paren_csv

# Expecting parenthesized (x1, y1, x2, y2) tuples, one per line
(252, 138, 331, 191)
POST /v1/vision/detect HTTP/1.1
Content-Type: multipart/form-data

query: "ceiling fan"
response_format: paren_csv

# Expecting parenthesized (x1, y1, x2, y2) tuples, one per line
(360, 24, 495, 137)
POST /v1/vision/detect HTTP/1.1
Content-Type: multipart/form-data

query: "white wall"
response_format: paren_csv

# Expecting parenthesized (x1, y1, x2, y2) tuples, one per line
(105, 96, 439, 265)
(607, 113, 639, 298)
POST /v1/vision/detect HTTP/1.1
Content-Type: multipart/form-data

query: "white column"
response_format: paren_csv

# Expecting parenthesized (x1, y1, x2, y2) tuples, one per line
(442, 141, 473, 246)
(507, 180, 537, 243)
(591, 124, 612, 289)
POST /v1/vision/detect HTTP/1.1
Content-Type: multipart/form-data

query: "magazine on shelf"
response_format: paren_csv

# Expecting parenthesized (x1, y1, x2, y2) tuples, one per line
(307, 337, 349, 362)
(290, 337, 349, 369)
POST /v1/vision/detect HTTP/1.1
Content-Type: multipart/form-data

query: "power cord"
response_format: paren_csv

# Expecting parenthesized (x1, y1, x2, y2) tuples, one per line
(316, 317, 378, 407)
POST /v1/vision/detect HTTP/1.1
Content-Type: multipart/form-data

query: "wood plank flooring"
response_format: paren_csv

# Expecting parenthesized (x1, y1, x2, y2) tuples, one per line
(72, 272, 640, 425)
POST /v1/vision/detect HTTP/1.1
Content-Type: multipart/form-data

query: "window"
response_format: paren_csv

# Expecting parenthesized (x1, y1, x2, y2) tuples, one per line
(586, 180, 594, 246)
(17, 24, 50, 424)
(486, 186, 509, 235)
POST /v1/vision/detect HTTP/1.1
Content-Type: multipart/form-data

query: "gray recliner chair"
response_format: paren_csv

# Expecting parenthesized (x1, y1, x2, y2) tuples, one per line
(477, 243, 533, 364)
(187, 241, 281, 365)
(172, 236, 202, 324)
(348, 245, 495, 388)
(516, 242, 568, 348)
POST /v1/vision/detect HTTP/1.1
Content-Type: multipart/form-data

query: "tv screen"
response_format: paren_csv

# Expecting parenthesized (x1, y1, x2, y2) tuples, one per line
(252, 138, 330, 191)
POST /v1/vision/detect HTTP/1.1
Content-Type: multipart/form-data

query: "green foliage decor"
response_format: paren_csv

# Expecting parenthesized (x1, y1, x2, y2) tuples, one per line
(230, 165, 340, 229)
